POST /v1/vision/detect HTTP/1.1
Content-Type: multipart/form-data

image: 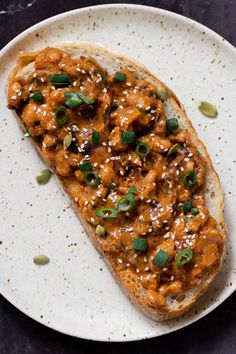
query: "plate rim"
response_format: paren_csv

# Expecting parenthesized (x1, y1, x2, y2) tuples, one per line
(0, 3, 235, 342)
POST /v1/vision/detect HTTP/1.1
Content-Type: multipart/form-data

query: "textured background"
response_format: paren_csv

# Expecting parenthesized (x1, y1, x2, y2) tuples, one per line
(0, 1, 235, 353)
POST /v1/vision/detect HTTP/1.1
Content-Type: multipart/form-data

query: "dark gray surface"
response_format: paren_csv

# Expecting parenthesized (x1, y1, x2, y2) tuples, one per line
(0, 1, 235, 353)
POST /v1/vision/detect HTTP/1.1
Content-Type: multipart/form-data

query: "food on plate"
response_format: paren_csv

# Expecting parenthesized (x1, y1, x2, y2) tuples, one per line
(198, 101, 218, 118)
(7, 43, 227, 320)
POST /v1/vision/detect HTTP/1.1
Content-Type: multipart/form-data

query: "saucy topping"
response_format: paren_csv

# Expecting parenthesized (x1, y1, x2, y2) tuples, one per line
(8, 47, 224, 308)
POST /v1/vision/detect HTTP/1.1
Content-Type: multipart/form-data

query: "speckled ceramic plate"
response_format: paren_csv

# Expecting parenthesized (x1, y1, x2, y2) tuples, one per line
(0, 4, 235, 342)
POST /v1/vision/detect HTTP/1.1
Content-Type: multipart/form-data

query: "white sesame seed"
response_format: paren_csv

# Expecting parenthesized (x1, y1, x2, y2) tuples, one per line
(117, 258, 123, 264)
(90, 217, 95, 222)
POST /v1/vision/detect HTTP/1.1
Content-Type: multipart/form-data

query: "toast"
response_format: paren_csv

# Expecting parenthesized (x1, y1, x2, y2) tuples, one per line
(6, 43, 227, 321)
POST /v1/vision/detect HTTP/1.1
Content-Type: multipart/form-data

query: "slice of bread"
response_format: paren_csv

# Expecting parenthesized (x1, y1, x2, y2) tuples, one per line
(7, 43, 227, 320)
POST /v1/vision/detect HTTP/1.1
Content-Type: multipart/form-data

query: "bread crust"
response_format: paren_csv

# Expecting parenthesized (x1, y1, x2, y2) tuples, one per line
(7, 42, 227, 321)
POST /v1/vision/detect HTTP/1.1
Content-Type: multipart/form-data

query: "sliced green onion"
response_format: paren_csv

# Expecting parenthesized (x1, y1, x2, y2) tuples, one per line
(157, 88, 169, 101)
(121, 131, 136, 145)
(24, 127, 30, 137)
(36, 169, 52, 185)
(176, 249, 193, 266)
(84, 171, 100, 187)
(114, 71, 126, 82)
(167, 144, 182, 157)
(153, 250, 169, 267)
(32, 92, 44, 102)
(133, 238, 147, 251)
(184, 216, 194, 222)
(77, 92, 95, 104)
(117, 193, 136, 212)
(79, 162, 91, 171)
(55, 105, 69, 126)
(182, 170, 197, 187)
(128, 185, 138, 195)
(135, 142, 151, 158)
(182, 200, 192, 214)
(92, 131, 100, 144)
(64, 92, 82, 109)
(96, 224, 106, 237)
(50, 73, 70, 85)
(63, 132, 72, 150)
(191, 207, 199, 216)
(95, 207, 118, 219)
(167, 118, 179, 133)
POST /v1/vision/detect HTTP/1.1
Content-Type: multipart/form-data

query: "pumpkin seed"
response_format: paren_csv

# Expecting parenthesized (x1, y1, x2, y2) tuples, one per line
(198, 101, 218, 118)
(36, 169, 52, 184)
(34, 255, 49, 265)
(157, 88, 169, 101)
(63, 132, 72, 149)
(96, 224, 106, 237)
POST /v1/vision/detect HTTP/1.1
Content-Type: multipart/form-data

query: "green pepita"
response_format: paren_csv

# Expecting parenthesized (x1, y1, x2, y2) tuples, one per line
(157, 88, 169, 101)
(198, 101, 218, 118)
(63, 132, 72, 150)
(36, 169, 52, 184)
(96, 224, 106, 237)
(34, 255, 50, 265)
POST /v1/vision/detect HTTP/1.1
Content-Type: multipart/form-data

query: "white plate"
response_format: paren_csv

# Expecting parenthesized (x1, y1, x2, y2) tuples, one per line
(0, 4, 235, 342)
